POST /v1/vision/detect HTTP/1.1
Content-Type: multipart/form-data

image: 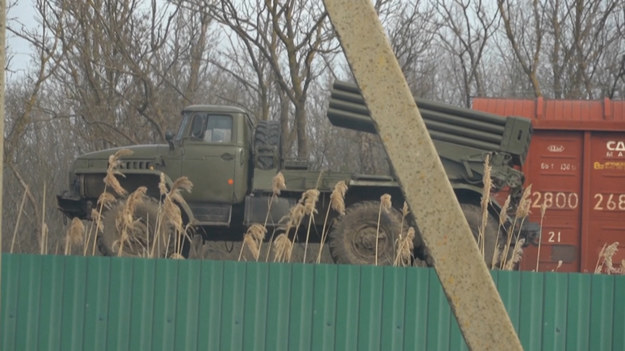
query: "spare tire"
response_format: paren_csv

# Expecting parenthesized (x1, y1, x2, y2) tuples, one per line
(254, 120, 281, 169)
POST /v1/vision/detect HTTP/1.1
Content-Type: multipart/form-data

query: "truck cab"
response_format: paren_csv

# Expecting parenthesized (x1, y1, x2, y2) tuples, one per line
(57, 105, 255, 227)
(171, 105, 254, 225)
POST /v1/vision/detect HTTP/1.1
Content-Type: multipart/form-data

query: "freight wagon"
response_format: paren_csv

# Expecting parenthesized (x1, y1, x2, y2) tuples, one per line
(473, 97, 625, 273)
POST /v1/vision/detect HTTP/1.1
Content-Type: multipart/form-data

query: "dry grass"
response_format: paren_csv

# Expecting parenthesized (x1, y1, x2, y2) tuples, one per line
(499, 184, 532, 270)
(115, 186, 147, 256)
(10, 191, 28, 253)
(272, 233, 293, 262)
(552, 260, 563, 272)
(260, 172, 287, 257)
(302, 189, 320, 262)
(238, 224, 267, 261)
(594, 242, 621, 274)
(317, 181, 348, 263)
(504, 238, 525, 270)
(491, 195, 511, 268)
(64, 218, 85, 255)
(154, 173, 193, 258)
(479, 154, 492, 257)
(534, 202, 548, 271)
(376, 194, 392, 266)
(394, 227, 415, 267)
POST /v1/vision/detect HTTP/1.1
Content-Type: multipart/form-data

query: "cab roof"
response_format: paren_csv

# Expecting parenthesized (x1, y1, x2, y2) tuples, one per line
(182, 105, 248, 114)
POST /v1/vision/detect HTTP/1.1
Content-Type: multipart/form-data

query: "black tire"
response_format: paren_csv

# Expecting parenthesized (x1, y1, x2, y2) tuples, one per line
(99, 196, 176, 257)
(460, 202, 502, 268)
(254, 120, 281, 169)
(328, 201, 403, 265)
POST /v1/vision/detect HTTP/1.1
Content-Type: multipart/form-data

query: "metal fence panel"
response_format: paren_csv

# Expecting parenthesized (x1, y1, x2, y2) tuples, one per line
(2, 254, 624, 351)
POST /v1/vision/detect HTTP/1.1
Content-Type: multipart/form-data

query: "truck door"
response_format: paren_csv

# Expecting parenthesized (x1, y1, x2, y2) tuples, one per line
(181, 113, 238, 207)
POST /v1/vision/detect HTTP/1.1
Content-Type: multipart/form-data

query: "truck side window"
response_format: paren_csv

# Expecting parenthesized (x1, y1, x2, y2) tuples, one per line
(205, 115, 232, 143)
(190, 115, 206, 139)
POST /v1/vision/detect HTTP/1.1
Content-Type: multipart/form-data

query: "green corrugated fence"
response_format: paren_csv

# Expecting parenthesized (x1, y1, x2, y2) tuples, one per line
(1, 254, 624, 350)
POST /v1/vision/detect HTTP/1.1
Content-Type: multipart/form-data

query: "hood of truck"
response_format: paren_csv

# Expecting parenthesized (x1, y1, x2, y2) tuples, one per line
(78, 144, 171, 159)
(73, 144, 173, 172)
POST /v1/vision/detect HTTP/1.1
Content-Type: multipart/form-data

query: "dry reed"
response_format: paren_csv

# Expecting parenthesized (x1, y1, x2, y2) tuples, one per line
(376, 194, 392, 266)
(84, 150, 132, 256)
(552, 260, 563, 272)
(104, 149, 133, 197)
(535, 202, 548, 271)
(479, 154, 492, 257)
(504, 238, 525, 270)
(492, 195, 511, 268)
(116, 186, 147, 256)
(302, 189, 320, 262)
(64, 218, 85, 255)
(500, 184, 532, 269)
(40, 183, 48, 255)
(153, 174, 193, 258)
(594, 242, 620, 274)
(394, 227, 415, 267)
(261, 172, 287, 257)
(317, 181, 348, 263)
(238, 224, 267, 261)
(10, 191, 28, 253)
(272, 171, 286, 196)
(272, 233, 293, 262)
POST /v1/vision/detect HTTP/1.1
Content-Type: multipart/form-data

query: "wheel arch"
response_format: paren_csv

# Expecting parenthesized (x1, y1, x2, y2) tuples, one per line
(121, 171, 196, 224)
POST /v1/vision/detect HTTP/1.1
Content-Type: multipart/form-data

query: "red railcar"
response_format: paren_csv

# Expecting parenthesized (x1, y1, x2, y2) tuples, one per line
(473, 97, 625, 273)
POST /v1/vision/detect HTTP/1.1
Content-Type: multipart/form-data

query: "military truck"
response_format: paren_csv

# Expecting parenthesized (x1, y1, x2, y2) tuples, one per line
(57, 81, 534, 266)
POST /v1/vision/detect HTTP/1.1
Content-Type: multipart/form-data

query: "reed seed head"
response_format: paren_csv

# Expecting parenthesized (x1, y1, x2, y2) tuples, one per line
(330, 181, 348, 215)
(246, 224, 267, 242)
(169, 176, 193, 204)
(394, 226, 415, 267)
(68, 218, 85, 245)
(158, 172, 168, 196)
(104, 172, 128, 197)
(602, 241, 619, 273)
(499, 195, 511, 226)
(91, 209, 104, 232)
(97, 191, 117, 209)
(303, 189, 320, 216)
(272, 233, 293, 262)
(380, 194, 392, 212)
(286, 203, 306, 229)
(505, 238, 525, 270)
(515, 184, 533, 218)
(402, 202, 410, 217)
(272, 172, 286, 196)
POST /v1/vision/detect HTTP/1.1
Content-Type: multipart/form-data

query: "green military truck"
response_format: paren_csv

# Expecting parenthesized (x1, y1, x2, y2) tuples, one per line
(57, 81, 535, 265)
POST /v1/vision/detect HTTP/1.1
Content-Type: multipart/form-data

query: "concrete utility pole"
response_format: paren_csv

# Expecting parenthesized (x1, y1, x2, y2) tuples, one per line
(323, 1, 522, 350)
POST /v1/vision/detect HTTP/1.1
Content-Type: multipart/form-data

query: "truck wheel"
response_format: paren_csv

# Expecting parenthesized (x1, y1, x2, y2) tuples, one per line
(460, 202, 503, 268)
(100, 196, 176, 257)
(254, 120, 281, 169)
(328, 201, 402, 265)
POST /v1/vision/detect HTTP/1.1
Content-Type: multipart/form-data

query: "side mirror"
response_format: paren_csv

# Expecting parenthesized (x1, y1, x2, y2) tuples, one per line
(165, 131, 175, 151)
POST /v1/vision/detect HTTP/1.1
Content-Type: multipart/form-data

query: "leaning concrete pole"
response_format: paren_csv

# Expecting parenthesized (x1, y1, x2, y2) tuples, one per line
(323, 1, 522, 350)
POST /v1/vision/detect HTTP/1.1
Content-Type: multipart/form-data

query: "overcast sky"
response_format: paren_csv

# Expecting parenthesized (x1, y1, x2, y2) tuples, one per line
(7, 0, 38, 79)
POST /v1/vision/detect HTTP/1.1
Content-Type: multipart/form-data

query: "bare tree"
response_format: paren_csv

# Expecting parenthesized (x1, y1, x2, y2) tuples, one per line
(497, 0, 546, 97)
(205, 0, 335, 160)
(434, 0, 499, 106)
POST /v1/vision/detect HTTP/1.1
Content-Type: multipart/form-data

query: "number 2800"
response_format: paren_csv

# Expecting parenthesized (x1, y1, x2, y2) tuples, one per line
(532, 191, 579, 210)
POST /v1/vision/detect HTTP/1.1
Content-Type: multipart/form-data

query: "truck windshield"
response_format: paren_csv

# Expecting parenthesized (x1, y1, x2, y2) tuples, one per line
(182, 113, 233, 143)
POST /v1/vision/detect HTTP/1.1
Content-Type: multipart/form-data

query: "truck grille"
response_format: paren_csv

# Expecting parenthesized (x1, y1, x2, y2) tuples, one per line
(119, 160, 154, 170)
